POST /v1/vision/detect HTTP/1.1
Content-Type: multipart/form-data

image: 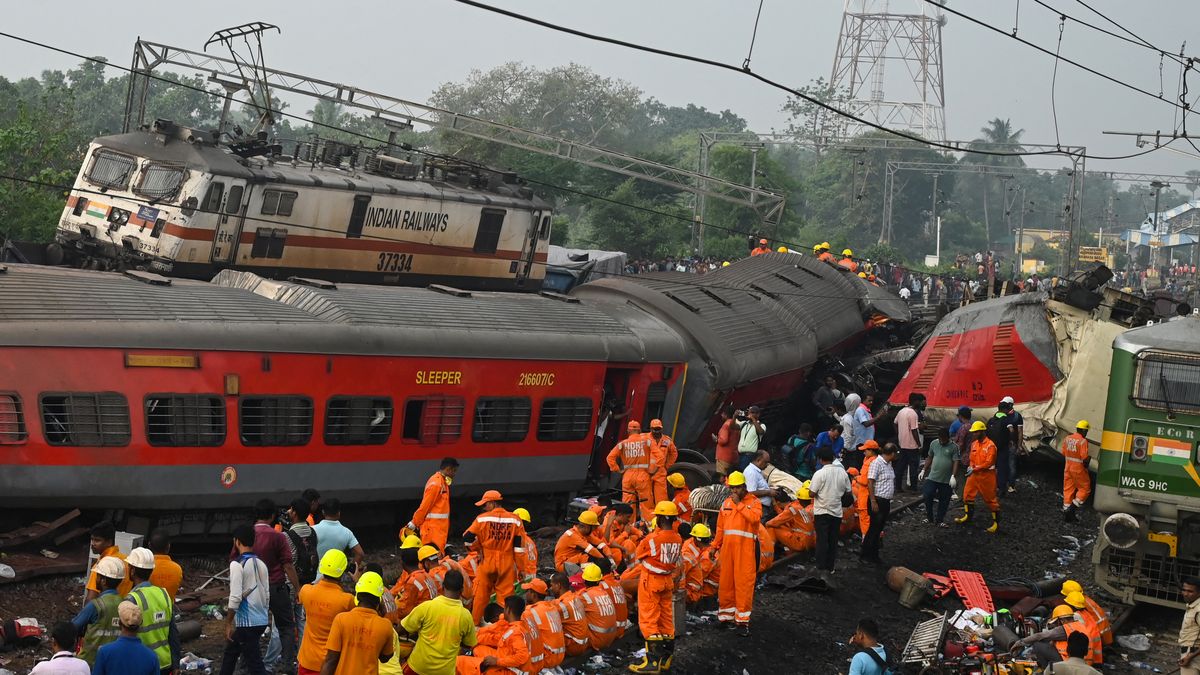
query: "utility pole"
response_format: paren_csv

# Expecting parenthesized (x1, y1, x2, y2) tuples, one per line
(1150, 180, 1169, 270)
(927, 172, 941, 240)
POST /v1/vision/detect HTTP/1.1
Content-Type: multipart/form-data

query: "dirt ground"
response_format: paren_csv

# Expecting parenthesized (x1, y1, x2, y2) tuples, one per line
(0, 464, 1185, 674)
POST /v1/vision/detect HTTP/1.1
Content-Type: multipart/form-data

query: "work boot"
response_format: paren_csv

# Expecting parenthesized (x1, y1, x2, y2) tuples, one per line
(737, 623, 751, 637)
(629, 639, 662, 674)
(955, 505, 972, 525)
(1063, 504, 1077, 523)
(986, 511, 999, 534)
(660, 638, 675, 671)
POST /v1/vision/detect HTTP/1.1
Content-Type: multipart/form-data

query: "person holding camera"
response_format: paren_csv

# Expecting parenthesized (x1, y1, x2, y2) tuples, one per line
(735, 406, 766, 473)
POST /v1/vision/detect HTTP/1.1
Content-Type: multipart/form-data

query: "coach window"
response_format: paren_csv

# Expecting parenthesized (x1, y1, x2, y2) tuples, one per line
(145, 394, 225, 447)
(326, 396, 392, 445)
(40, 393, 131, 447)
(250, 228, 288, 259)
(261, 189, 298, 217)
(0, 393, 27, 444)
(472, 397, 531, 443)
(402, 396, 464, 445)
(537, 398, 593, 442)
(239, 396, 313, 446)
(225, 185, 244, 215)
(473, 209, 506, 254)
(202, 182, 225, 215)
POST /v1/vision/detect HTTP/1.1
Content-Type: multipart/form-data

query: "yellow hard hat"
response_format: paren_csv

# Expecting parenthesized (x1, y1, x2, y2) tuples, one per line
(858, 272, 867, 278)
(653, 500, 680, 517)
(796, 485, 811, 500)
(355, 571, 385, 598)
(318, 549, 348, 578)
(1064, 591, 1086, 609)
(400, 534, 422, 549)
(727, 471, 746, 487)
(1076, 420, 1090, 431)
(1060, 579, 1082, 595)
(418, 545, 440, 562)
(777, 246, 788, 253)
(581, 563, 603, 582)
(813, 244, 821, 253)
(690, 523, 712, 539)
(970, 420, 987, 432)
(1051, 604, 1075, 620)
(578, 510, 600, 526)
(821, 242, 831, 249)
(722, 261, 730, 267)
(842, 248, 853, 256)
(667, 473, 687, 488)
(514, 507, 532, 523)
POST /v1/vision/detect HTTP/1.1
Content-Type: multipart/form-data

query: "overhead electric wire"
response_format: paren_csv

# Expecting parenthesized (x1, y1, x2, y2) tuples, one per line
(1030, 0, 1187, 67)
(1074, 0, 1175, 56)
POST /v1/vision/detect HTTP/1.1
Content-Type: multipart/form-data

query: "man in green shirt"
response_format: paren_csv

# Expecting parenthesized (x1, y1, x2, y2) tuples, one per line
(400, 570, 477, 675)
(922, 427, 961, 526)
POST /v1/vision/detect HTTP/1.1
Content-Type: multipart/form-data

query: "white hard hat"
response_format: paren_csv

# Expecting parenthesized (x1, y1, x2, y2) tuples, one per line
(1000, 395, 1015, 405)
(95, 556, 127, 580)
(126, 547, 156, 570)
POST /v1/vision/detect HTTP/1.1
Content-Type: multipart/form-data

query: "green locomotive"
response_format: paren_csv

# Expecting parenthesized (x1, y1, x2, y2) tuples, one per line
(1093, 314, 1200, 607)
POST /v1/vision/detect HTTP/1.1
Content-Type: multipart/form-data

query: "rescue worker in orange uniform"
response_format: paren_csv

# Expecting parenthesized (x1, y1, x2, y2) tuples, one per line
(550, 572, 590, 658)
(404, 457, 458, 551)
(1060, 580, 1112, 646)
(957, 421, 1000, 533)
(1063, 591, 1105, 664)
(767, 482, 816, 553)
(855, 440, 881, 536)
(757, 522, 776, 572)
(578, 564, 618, 651)
(817, 242, 836, 263)
(647, 420, 678, 508)
(554, 510, 612, 573)
(683, 524, 717, 604)
(750, 238, 773, 256)
(512, 508, 538, 584)
(465, 489, 527, 623)
(430, 548, 474, 608)
(456, 596, 531, 675)
(607, 421, 658, 522)
(667, 473, 692, 523)
(838, 249, 859, 272)
(1061, 421, 1093, 522)
(1011, 604, 1102, 667)
(713, 471, 762, 635)
(630, 502, 684, 673)
(601, 504, 644, 566)
(598, 561, 629, 639)
(522, 579, 564, 671)
(395, 545, 442, 622)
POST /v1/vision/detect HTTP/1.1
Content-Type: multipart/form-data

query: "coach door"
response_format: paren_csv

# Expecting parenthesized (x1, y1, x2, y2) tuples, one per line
(515, 210, 541, 286)
(210, 180, 248, 264)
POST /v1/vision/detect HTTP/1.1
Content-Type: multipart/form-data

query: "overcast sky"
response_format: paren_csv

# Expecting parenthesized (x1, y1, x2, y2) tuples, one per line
(3, 0, 1199, 182)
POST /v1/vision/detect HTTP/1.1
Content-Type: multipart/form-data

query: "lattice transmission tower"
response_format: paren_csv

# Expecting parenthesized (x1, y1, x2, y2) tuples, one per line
(825, 0, 947, 143)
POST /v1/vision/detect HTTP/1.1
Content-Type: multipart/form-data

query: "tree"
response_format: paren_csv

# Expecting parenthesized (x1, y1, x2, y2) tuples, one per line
(582, 179, 688, 257)
(967, 119, 1025, 247)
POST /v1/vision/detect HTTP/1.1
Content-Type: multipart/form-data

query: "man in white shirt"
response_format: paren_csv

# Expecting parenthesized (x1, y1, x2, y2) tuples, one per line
(743, 450, 780, 516)
(30, 622, 90, 674)
(809, 447, 852, 574)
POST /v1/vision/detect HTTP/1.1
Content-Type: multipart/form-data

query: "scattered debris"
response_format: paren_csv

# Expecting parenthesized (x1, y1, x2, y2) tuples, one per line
(1116, 634, 1152, 652)
(0, 510, 80, 550)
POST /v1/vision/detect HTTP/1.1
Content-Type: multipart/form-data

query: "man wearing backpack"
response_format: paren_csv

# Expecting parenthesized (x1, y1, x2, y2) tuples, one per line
(286, 498, 319, 627)
(986, 405, 1016, 496)
(848, 618, 891, 675)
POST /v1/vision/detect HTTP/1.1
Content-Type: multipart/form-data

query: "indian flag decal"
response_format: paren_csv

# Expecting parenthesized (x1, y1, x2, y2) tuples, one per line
(85, 203, 109, 219)
(1150, 437, 1193, 465)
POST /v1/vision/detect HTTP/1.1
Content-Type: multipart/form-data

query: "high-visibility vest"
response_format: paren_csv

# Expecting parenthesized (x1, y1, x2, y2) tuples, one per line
(1055, 620, 1102, 665)
(79, 592, 123, 665)
(129, 584, 174, 669)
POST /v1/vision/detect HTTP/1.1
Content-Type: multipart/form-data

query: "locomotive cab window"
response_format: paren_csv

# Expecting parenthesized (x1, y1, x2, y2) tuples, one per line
(39, 393, 131, 447)
(402, 396, 464, 445)
(537, 398, 593, 442)
(326, 396, 392, 445)
(225, 185, 244, 214)
(0, 393, 27, 444)
(203, 182, 225, 214)
(472, 397, 531, 443)
(85, 150, 136, 190)
(145, 395, 225, 447)
(1133, 351, 1200, 416)
(473, 209, 506, 254)
(261, 190, 297, 217)
(239, 396, 313, 446)
(134, 163, 187, 201)
(538, 215, 552, 241)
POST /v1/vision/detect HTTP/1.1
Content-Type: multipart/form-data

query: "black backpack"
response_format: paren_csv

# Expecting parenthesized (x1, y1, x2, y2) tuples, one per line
(985, 413, 1011, 450)
(286, 527, 319, 583)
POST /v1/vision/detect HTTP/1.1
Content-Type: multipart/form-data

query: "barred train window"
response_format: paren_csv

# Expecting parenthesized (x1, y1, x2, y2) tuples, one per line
(325, 396, 392, 445)
(1134, 351, 1200, 416)
(537, 398, 593, 441)
(40, 393, 131, 447)
(85, 150, 137, 190)
(0, 394, 27, 444)
(473, 397, 531, 443)
(134, 163, 186, 200)
(240, 396, 313, 446)
(145, 395, 225, 447)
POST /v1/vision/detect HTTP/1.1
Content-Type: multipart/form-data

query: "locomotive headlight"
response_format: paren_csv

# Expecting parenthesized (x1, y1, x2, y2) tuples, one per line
(1102, 512, 1141, 549)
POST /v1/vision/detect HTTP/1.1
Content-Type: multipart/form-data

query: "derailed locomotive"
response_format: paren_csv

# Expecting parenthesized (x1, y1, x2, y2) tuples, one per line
(0, 253, 907, 510)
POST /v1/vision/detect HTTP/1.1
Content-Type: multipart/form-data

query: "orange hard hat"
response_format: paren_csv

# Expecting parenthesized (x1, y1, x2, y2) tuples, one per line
(627, 420, 641, 431)
(759, 238, 768, 245)
(474, 489, 503, 506)
(861, 439, 880, 450)
(650, 419, 664, 430)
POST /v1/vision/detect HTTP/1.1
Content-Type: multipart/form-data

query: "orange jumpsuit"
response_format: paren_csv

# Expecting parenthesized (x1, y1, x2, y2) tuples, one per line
(840, 505, 858, 536)
(757, 523, 776, 573)
(601, 513, 643, 566)
(430, 557, 474, 606)
(1075, 611, 1105, 664)
(1061, 432, 1092, 508)
(1054, 619, 1102, 665)
(393, 568, 439, 622)
(672, 486, 693, 523)
(647, 434, 679, 508)
(838, 258, 859, 272)
(515, 532, 538, 581)
(634, 526, 683, 638)
(456, 618, 530, 675)
(521, 609, 545, 675)
(818, 251, 835, 263)
(751, 246, 772, 256)
(580, 585, 618, 651)
(767, 501, 815, 553)
(601, 573, 630, 637)
(714, 493, 762, 626)
(526, 601, 565, 670)
(607, 433, 657, 521)
(553, 527, 608, 571)
(1081, 595, 1112, 646)
(556, 590, 590, 657)
(686, 545, 720, 603)
(411, 470, 452, 551)
(856, 455, 876, 536)
(964, 437, 1000, 513)
(460, 551, 480, 586)
(465, 508, 526, 623)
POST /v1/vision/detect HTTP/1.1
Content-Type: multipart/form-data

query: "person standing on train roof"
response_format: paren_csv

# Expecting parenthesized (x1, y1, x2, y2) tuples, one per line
(312, 499, 366, 578)
(750, 238, 773, 256)
(404, 457, 459, 552)
(838, 249, 859, 272)
(85, 521, 131, 602)
(607, 421, 657, 522)
(1061, 421, 1093, 523)
(646, 419, 678, 508)
(464, 489, 526, 624)
(957, 421, 1000, 533)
